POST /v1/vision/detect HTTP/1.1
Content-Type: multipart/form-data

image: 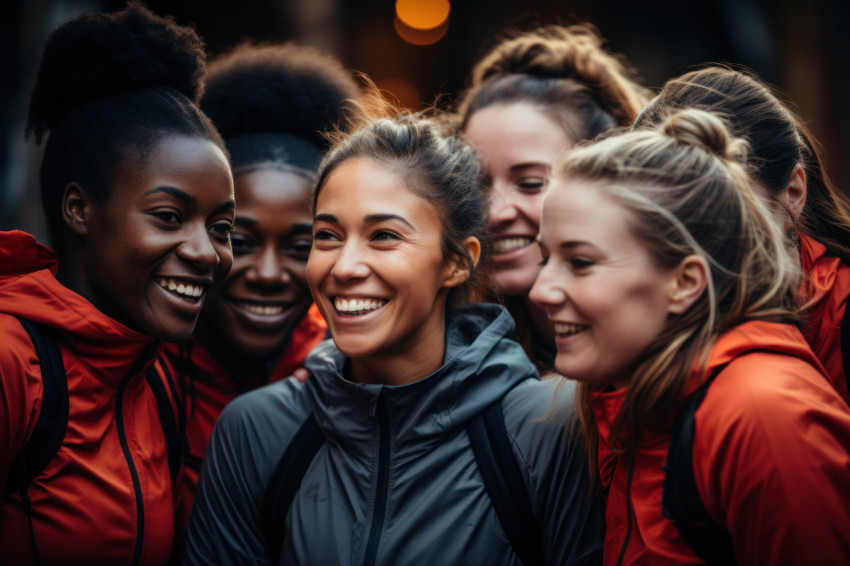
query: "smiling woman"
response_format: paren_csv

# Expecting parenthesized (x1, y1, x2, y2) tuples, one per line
(153, 40, 361, 528)
(184, 99, 605, 565)
(0, 3, 234, 565)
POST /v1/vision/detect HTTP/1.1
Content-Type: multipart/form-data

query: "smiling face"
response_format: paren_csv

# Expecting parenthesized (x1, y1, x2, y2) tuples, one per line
(200, 167, 314, 356)
(307, 156, 460, 383)
(82, 135, 235, 342)
(464, 102, 574, 297)
(529, 179, 678, 388)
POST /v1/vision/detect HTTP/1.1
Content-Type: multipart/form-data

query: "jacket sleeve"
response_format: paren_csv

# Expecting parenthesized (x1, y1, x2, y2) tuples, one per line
(505, 377, 605, 566)
(0, 316, 43, 494)
(694, 353, 850, 565)
(183, 382, 307, 565)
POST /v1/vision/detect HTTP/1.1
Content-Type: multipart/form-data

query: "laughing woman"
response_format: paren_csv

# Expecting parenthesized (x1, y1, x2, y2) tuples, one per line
(0, 4, 234, 565)
(185, 102, 604, 565)
(530, 109, 850, 564)
(154, 41, 359, 521)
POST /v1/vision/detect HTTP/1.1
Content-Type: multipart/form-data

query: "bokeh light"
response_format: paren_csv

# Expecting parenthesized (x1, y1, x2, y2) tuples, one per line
(394, 15, 449, 46)
(395, 0, 450, 30)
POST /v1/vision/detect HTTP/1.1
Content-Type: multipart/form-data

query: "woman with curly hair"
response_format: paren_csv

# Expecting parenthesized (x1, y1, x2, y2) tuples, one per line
(0, 3, 234, 564)
(457, 23, 650, 369)
(154, 41, 360, 521)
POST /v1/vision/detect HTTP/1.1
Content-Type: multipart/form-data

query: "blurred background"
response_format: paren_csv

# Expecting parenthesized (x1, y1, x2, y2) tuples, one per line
(3, 0, 848, 242)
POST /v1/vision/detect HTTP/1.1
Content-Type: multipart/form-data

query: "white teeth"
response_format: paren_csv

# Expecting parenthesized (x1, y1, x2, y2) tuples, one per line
(334, 297, 386, 314)
(493, 237, 533, 253)
(554, 323, 587, 335)
(157, 278, 204, 299)
(240, 302, 285, 316)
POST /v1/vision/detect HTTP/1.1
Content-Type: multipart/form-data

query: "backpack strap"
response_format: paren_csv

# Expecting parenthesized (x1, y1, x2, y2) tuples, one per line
(468, 400, 545, 566)
(145, 365, 183, 484)
(262, 412, 326, 564)
(841, 302, 849, 395)
(662, 363, 736, 565)
(6, 318, 69, 495)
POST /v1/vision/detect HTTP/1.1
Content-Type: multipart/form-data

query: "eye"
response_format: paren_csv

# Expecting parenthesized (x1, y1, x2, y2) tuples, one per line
(230, 233, 255, 254)
(313, 228, 339, 242)
(372, 229, 402, 242)
(209, 220, 234, 241)
(517, 178, 546, 193)
(570, 257, 594, 270)
(286, 238, 313, 260)
(151, 210, 181, 225)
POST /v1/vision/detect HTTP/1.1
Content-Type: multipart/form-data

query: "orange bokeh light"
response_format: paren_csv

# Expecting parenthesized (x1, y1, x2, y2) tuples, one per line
(395, 0, 450, 31)
(394, 16, 448, 46)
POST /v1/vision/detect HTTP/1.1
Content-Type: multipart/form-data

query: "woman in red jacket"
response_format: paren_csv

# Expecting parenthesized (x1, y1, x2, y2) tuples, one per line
(155, 42, 360, 521)
(530, 109, 850, 564)
(634, 66, 850, 404)
(0, 4, 234, 564)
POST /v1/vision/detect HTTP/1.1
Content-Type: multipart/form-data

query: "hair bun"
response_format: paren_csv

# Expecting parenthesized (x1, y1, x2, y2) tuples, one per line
(27, 2, 205, 142)
(660, 108, 748, 162)
(201, 42, 360, 148)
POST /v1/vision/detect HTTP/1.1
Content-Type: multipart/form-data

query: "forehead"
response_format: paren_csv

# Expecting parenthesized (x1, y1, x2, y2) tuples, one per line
(464, 102, 573, 166)
(316, 156, 441, 220)
(540, 179, 637, 243)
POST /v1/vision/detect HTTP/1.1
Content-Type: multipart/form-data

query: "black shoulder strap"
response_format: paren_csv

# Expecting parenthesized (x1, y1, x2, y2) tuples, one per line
(841, 302, 849, 395)
(662, 364, 736, 565)
(145, 365, 183, 484)
(262, 412, 326, 563)
(6, 318, 70, 495)
(468, 401, 545, 566)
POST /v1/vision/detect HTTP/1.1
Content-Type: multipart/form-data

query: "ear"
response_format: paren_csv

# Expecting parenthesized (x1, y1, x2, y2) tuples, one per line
(777, 163, 807, 220)
(443, 236, 481, 288)
(667, 254, 708, 315)
(61, 182, 93, 236)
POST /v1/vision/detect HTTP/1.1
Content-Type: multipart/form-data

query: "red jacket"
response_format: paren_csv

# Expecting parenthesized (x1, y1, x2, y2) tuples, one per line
(799, 233, 850, 403)
(156, 303, 327, 522)
(0, 231, 177, 565)
(592, 321, 850, 565)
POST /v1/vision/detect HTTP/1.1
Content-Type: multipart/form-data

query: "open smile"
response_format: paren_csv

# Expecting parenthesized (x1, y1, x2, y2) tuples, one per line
(225, 297, 299, 326)
(553, 322, 590, 337)
(333, 296, 387, 317)
(491, 236, 535, 254)
(156, 277, 205, 302)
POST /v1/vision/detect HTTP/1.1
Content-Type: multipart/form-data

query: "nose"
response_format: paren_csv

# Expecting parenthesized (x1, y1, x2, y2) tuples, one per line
(177, 224, 220, 271)
(245, 246, 290, 286)
(528, 261, 565, 311)
(331, 241, 370, 281)
(488, 182, 519, 226)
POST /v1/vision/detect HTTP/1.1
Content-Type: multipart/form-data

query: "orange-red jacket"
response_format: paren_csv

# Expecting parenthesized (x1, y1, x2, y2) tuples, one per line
(799, 233, 850, 403)
(592, 321, 850, 565)
(0, 230, 176, 566)
(156, 303, 327, 523)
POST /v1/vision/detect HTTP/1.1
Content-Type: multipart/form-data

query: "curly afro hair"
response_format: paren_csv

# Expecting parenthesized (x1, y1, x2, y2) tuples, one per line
(27, 2, 225, 254)
(200, 42, 360, 170)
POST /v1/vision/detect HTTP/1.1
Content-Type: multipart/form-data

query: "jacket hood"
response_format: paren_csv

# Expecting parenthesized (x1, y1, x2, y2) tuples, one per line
(304, 302, 538, 445)
(0, 231, 156, 383)
(590, 320, 824, 457)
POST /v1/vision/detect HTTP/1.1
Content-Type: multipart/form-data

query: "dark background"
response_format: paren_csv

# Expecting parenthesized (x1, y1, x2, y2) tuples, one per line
(3, 0, 848, 242)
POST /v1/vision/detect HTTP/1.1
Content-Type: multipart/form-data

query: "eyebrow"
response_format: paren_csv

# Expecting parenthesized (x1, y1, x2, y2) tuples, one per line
(235, 217, 312, 234)
(314, 213, 415, 231)
(509, 162, 549, 173)
(147, 186, 234, 215)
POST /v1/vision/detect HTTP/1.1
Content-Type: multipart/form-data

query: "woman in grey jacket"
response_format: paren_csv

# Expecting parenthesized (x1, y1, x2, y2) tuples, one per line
(184, 99, 604, 565)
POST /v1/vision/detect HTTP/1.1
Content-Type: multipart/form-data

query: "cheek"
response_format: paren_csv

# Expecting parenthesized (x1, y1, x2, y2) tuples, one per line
(306, 253, 331, 292)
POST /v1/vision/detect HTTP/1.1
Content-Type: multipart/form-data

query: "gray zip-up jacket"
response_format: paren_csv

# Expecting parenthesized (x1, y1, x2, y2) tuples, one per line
(185, 303, 603, 565)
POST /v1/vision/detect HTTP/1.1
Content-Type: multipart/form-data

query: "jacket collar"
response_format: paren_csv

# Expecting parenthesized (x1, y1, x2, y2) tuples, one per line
(304, 303, 538, 445)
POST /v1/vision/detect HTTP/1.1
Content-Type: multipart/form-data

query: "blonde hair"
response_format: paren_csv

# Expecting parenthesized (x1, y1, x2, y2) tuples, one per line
(551, 109, 801, 474)
(458, 23, 651, 139)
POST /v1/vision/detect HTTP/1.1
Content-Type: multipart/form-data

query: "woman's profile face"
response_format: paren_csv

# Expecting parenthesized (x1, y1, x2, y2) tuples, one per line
(307, 156, 456, 361)
(464, 102, 573, 297)
(529, 179, 677, 388)
(82, 134, 235, 342)
(201, 167, 314, 356)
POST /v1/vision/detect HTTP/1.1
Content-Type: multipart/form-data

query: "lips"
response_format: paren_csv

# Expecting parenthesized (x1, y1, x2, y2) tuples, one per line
(553, 322, 589, 336)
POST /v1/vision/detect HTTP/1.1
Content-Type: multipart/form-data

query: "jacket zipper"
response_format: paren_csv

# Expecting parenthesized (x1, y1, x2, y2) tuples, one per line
(116, 346, 157, 566)
(614, 457, 636, 566)
(362, 396, 390, 566)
